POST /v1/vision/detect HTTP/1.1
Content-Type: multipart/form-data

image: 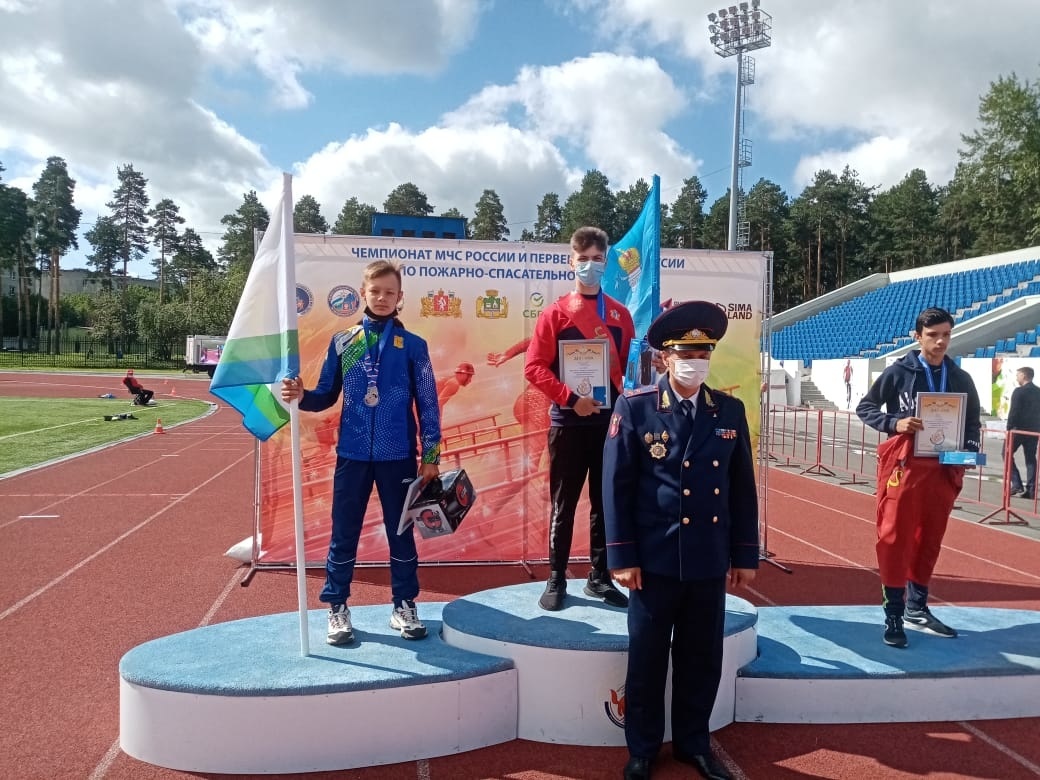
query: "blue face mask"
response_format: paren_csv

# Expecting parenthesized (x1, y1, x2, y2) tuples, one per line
(575, 260, 606, 286)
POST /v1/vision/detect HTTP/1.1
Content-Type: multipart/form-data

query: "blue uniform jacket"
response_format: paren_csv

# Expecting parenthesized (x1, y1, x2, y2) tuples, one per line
(299, 320, 441, 464)
(603, 377, 759, 579)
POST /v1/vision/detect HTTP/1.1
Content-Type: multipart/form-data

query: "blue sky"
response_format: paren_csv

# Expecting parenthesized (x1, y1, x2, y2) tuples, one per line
(2, 0, 1039, 277)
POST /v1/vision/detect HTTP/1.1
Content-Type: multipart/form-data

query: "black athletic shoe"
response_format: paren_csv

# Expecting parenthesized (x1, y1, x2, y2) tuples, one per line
(538, 575, 566, 611)
(883, 615, 908, 648)
(583, 574, 629, 607)
(904, 606, 957, 637)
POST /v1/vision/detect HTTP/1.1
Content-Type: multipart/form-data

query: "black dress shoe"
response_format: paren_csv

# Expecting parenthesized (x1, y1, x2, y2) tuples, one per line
(623, 756, 652, 780)
(673, 750, 732, 780)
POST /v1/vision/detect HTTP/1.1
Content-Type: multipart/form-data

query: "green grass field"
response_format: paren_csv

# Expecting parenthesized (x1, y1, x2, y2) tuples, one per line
(0, 397, 213, 475)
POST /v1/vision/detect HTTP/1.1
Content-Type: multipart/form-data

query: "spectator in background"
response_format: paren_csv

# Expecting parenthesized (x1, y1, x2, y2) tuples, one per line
(843, 359, 853, 408)
(123, 369, 154, 406)
(1007, 366, 1040, 499)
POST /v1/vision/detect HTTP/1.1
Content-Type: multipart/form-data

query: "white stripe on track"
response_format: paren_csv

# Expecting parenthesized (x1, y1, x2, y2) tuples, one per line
(959, 722, 1040, 776)
(0, 451, 251, 622)
(769, 486, 1040, 582)
(88, 567, 246, 779)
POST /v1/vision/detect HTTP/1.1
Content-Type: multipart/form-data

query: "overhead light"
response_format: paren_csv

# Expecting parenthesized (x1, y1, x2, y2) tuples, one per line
(729, 5, 738, 14)
(708, 11, 717, 21)
(751, 0, 760, 7)
(709, 24, 718, 33)
(739, 1, 749, 10)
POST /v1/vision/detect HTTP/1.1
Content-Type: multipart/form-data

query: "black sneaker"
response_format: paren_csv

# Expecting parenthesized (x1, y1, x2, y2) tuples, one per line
(904, 606, 957, 637)
(883, 615, 907, 648)
(538, 575, 566, 611)
(583, 574, 629, 607)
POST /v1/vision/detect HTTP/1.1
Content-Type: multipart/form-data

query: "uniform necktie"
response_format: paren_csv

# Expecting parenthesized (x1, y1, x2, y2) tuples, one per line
(679, 398, 694, 421)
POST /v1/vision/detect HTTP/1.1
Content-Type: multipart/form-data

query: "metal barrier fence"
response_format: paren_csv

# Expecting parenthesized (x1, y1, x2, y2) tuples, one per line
(765, 404, 1034, 527)
(0, 338, 184, 371)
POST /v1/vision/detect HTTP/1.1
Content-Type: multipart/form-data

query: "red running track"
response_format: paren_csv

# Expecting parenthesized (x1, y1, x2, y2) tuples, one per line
(1, 371, 1038, 780)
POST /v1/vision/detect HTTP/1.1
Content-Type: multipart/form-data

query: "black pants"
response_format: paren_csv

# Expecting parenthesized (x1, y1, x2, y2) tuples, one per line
(1010, 432, 1038, 497)
(546, 423, 608, 574)
(133, 388, 154, 405)
(624, 572, 727, 759)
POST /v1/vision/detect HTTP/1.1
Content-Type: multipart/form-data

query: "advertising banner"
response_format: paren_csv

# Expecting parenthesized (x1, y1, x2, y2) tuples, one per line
(256, 236, 767, 566)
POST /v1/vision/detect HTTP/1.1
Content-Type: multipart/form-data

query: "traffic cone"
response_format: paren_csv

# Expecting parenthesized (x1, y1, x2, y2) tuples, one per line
(154, 418, 165, 435)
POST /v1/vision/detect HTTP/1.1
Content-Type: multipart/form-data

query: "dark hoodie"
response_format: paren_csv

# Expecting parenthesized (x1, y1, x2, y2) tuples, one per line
(856, 350, 982, 451)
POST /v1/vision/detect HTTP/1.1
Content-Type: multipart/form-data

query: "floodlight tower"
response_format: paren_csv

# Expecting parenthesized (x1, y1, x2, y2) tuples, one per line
(707, 1, 772, 251)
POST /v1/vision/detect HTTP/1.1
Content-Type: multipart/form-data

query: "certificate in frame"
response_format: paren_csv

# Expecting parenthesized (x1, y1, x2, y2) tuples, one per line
(914, 392, 967, 457)
(559, 338, 611, 409)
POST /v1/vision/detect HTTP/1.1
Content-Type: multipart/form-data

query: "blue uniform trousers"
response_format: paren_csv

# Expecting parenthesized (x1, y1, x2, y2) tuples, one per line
(320, 456, 419, 606)
(625, 571, 727, 759)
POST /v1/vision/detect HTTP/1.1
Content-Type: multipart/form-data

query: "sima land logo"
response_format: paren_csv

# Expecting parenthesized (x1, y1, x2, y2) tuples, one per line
(420, 289, 462, 318)
(476, 289, 508, 319)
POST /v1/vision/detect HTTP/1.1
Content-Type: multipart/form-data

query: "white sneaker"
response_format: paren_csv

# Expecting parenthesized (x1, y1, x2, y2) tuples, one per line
(327, 604, 354, 645)
(389, 601, 428, 639)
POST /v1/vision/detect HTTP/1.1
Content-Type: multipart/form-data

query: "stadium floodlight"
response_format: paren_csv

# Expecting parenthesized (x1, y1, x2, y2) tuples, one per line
(707, 3, 772, 251)
(708, 11, 717, 21)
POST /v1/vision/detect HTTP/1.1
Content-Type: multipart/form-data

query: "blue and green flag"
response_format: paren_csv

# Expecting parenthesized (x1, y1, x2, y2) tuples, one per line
(210, 173, 300, 441)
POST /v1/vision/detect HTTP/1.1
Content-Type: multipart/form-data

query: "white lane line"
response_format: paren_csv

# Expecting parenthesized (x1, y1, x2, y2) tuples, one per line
(768, 486, 1040, 582)
(712, 736, 749, 779)
(0, 418, 103, 440)
(0, 451, 251, 622)
(18, 515, 59, 519)
(959, 722, 1040, 776)
(89, 567, 246, 779)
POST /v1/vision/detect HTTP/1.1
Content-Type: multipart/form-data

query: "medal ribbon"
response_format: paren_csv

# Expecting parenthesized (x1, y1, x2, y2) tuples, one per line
(362, 318, 393, 391)
(917, 354, 947, 392)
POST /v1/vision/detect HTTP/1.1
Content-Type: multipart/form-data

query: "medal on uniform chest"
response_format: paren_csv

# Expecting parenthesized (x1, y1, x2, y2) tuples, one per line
(364, 385, 380, 407)
(644, 430, 669, 459)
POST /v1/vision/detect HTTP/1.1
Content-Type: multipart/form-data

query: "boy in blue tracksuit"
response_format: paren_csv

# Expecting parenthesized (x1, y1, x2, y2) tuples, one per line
(281, 260, 441, 645)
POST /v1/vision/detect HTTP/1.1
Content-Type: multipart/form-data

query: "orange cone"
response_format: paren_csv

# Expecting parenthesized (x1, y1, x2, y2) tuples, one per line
(154, 418, 165, 435)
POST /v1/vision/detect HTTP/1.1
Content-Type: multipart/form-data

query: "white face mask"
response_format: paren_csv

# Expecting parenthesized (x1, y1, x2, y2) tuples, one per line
(574, 260, 606, 286)
(670, 357, 710, 387)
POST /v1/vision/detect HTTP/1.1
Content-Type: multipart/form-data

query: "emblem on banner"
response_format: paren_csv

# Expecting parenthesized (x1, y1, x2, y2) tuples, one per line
(523, 292, 546, 318)
(420, 289, 462, 318)
(476, 289, 509, 319)
(296, 284, 313, 316)
(604, 685, 626, 728)
(327, 285, 360, 317)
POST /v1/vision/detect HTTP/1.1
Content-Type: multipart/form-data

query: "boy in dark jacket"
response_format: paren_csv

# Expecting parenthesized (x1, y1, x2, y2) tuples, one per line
(856, 307, 981, 648)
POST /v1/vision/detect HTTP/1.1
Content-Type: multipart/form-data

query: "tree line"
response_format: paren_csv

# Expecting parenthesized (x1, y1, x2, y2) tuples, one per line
(1, 71, 1038, 352)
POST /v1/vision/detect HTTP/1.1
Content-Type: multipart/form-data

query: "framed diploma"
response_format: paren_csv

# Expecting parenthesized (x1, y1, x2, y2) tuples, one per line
(914, 392, 967, 457)
(559, 338, 611, 409)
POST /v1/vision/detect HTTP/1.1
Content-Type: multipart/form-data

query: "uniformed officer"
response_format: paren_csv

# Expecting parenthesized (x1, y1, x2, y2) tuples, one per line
(604, 300, 759, 780)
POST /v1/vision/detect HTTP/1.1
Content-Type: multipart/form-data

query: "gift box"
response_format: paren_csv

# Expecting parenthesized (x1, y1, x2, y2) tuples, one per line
(400, 468, 477, 539)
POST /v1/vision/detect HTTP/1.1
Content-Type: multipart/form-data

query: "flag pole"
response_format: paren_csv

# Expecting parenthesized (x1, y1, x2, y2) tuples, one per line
(278, 172, 310, 657)
(289, 401, 309, 656)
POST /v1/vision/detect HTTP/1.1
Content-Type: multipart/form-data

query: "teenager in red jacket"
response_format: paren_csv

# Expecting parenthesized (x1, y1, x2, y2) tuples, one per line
(524, 226, 634, 611)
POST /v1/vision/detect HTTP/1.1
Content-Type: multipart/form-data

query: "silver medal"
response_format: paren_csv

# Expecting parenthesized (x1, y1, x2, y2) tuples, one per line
(364, 386, 380, 407)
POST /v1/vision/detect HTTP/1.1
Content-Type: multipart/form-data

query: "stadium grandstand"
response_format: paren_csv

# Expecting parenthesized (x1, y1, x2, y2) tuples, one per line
(768, 245, 1040, 363)
(764, 245, 1040, 414)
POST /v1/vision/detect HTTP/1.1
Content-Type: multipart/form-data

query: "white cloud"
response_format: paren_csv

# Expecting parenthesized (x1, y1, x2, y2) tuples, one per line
(445, 53, 696, 194)
(292, 122, 573, 234)
(581, 0, 1040, 191)
(174, 0, 483, 109)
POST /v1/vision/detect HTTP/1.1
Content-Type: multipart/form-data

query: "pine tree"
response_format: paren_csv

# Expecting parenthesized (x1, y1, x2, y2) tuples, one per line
(470, 189, 509, 240)
(30, 156, 81, 353)
(106, 163, 150, 285)
(293, 194, 329, 234)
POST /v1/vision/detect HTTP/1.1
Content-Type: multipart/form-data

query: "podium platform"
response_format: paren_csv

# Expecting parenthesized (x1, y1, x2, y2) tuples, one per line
(119, 584, 1040, 773)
